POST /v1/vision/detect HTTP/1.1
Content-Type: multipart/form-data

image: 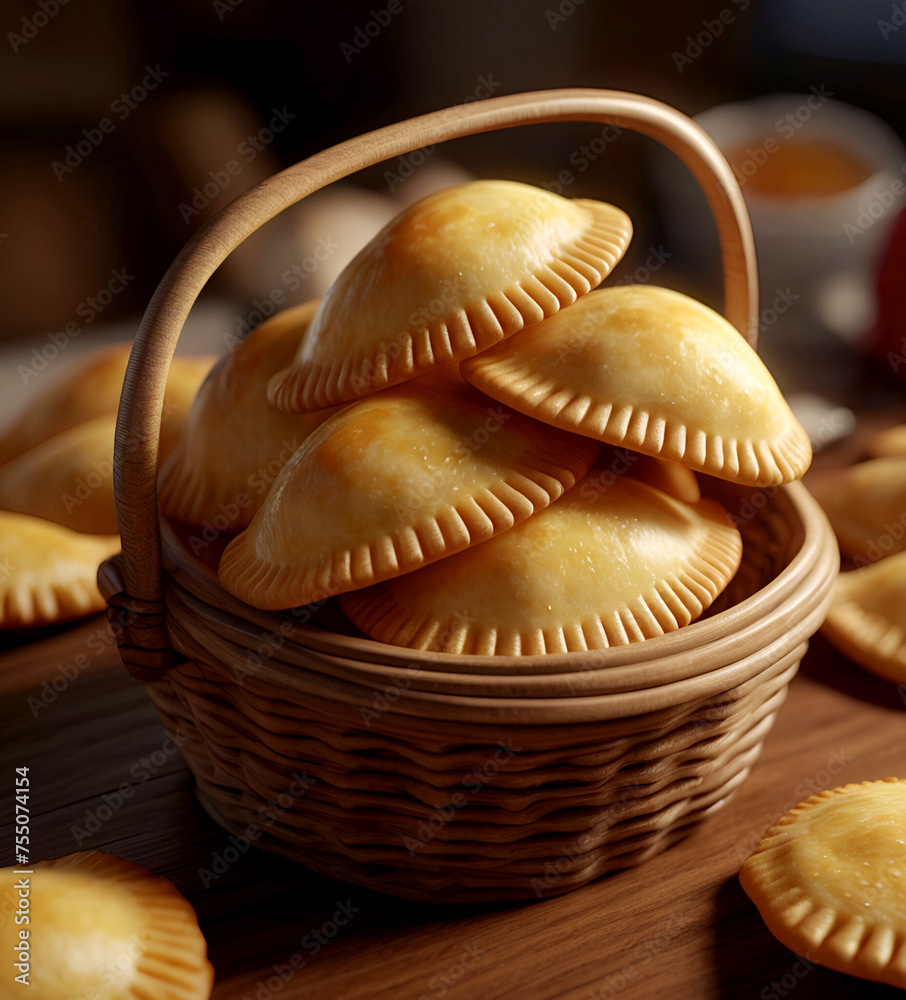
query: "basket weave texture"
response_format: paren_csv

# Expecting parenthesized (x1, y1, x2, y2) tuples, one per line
(102, 89, 839, 903)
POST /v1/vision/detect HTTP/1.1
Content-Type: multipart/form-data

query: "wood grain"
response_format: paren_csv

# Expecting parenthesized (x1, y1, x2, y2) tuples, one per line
(2, 618, 904, 999)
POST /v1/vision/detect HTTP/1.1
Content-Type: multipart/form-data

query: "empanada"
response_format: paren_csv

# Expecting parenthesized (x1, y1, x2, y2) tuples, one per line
(340, 473, 742, 655)
(0, 850, 213, 998)
(740, 778, 906, 990)
(0, 511, 119, 628)
(461, 285, 812, 486)
(268, 180, 633, 411)
(159, 300, 344, 531)
(807, 457, 906, 563)
(820, 552, 906, 683)
(218, 374, 599, 609)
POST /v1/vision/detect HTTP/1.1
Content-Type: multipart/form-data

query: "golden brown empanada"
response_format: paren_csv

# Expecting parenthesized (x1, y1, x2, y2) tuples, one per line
(0, 850, 213, 998)
(807, 456, 906, 563)
(0, 346, 213, 467)
(159, 300, 344, 531)
(0, 415, 118, 534)
(820, 552, 906, 683)
(740, 778, 906, 990)
(461, 285, 812, 487)
(268, 180, 633, 411)
(218, 374, 599, 609)
(340, 473, 742, 655)
(0, 511, 119, 628)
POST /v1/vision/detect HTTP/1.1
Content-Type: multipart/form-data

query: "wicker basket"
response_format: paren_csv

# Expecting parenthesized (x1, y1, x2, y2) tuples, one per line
(100, 89, 839, 903)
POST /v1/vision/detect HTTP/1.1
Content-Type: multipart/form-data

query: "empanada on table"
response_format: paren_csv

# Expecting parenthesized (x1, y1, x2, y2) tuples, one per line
(807, 456, 906, 563)
(740, 779, 906, 990)
(0, 510, 119, 628)
(461, 285, 812, 487)
(268, 179, 633, 411)
(820, 551, 906, 684)
(0, 850, 213, 999)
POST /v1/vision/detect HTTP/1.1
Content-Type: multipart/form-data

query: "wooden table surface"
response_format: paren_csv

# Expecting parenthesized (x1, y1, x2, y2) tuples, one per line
(2, 607, 904, 1000)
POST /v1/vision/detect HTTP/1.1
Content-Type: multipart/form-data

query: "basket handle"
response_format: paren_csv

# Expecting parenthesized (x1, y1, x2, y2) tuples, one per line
(111, 87, 758, 673)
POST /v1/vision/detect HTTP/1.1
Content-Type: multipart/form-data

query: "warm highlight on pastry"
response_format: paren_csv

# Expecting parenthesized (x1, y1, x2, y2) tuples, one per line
(740, 779, 906, 990)
(340, 474, 742, 655)
(0, 511, 119, 628)
(820, 552, 906, 684)
(218, 373, 599, 609)
(0, 850, 214, 998)
(807, 456, 906, 563)
(159, 300, 344, 531)
(0, 346, 214, 468)
(268, 180, 633, 411)
(0, 415, 118, 534)
(461, 285, 812, 486)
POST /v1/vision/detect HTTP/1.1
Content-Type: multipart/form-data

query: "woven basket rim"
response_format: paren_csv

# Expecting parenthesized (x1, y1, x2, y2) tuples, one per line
(155, 480, 836, 677)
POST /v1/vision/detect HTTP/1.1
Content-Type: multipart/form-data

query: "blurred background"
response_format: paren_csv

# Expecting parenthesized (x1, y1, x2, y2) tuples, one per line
(2, 0, 906, 423)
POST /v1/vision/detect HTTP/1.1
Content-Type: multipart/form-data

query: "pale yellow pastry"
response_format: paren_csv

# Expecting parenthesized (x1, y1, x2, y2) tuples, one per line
(0, 346, 214, 467)
(0, 415, 118, 534)
(740, 778, 906, 990)
(0, 850, 213, 998)
(820, 553, 906, 683)
(159, 300, 344, 531)
(866, 422, 906, 459)
(218, 374, 599, 609)
(340, 474, 742, 655)
(461, 285, 812, 486)
(268, 179, 633, 411)
(0, 511, 119, 628)
(807, 457, 906, 563)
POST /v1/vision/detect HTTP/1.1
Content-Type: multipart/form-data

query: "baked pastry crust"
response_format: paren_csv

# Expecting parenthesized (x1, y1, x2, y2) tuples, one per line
(218, 372, 599, 609)
(0, 850, 213, 998)
(268, 180, 633, 411)
(461, 285, 812, 486)
(340, 473, 742, 655)
(740, 778, 906, 990)
(159, 300, 343, 531)
(0, 510, 119, 628)
(820, 552, 906, 683)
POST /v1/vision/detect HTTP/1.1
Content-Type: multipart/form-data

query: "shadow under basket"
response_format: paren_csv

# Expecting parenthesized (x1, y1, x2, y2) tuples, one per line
(101, 89, 838, 903)
(100, 477, 837, 904)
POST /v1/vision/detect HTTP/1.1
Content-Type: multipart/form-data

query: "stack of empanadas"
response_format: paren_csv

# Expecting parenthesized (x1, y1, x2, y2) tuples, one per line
(808, 424, 906, 683)
(157, 179, 814, 655)
(0, 346, 214, 628)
